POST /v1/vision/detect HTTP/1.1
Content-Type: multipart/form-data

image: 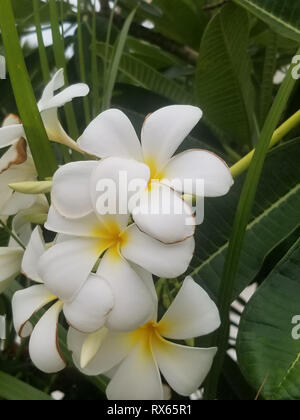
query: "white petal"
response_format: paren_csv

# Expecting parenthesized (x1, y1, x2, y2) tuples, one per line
(130, 263, 158, 318)
(121, 225, 195, 278)
(159, 277, 221, 340)
(38, 69, 65, 107)
(153, 337, 217, 396)
(106, 343, 164, 400)
(11, 198, 49, 247)
(51, 161, 97, 218)
(163, 150, 234, 197)
(141, 105, 202, 169)
(0, 151, 37, 214)
(39, 84, 89, 112)
(38, 237, 104, 302)
(63, 274, 114, 333)
(67, 327, 133, 376)
(21, 227, 45, 283)
(0, 248, 23, 293)
(29, 301, 66, 373)
(80, 328, 109, 368)
(0, 137, 27, 174)
(0, 124, 25, 148)
(0, 192, 36, 216)
(12, 285, 56, 338)
(90, 157, 149, 223)
(131, 182, 195, 243)
(45, 205, 100, 238)
(42, 108, 82, 151)
(97, 251, 154, 331)
(78, 109, 143, 160)
(2, 114, 21, 127)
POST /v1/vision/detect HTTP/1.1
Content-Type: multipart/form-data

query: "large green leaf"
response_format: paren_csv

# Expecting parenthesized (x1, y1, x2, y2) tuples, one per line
(147, 0, 208, 49)
(0, 371, 53, 400)
(196, 3, 255, 147)
(96, 42, 193, 104)
(189, 138, 300, 301)
(237, 238, 300, 400)
(234, 0, 300, 42)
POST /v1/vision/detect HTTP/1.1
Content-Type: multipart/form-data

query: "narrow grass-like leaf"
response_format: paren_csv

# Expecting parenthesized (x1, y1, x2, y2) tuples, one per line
(49, 0, 79, 139)
(33, 0, 50, 82)
(102, 8, 137, 110)
(259, 32, 277, 126)
(77, 0, 91, 124)
(102, 0, 118, 111)
(204, 48, 300, 399)
(91, 0, 100, 116)
(0, 0, 57, 179)
(0, 371, 53, 400)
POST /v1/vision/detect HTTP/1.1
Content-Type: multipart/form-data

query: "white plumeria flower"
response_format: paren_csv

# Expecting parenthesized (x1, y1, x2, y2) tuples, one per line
(77, 106, 234, 243)
(0, 198, 48, 293)
(40, 157, 194, 317)
(12, 226, 156, 373)
(0, 115, 38, 216)
(0, 69, 89, 151)
(0, 248, 23, 294)
(68, 276, 221, 400)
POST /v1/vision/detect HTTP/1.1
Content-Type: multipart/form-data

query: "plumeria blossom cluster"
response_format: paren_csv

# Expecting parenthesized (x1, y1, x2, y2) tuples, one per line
(0, 69, 235, 400)
(0, 70, 89, 293)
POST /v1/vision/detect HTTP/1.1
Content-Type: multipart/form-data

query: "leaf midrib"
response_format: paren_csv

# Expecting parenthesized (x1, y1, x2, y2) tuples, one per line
(236, 0, 300, 36)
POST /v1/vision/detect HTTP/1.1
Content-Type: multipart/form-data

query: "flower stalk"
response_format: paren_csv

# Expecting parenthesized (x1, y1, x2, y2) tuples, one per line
(231, 109, 300, 177)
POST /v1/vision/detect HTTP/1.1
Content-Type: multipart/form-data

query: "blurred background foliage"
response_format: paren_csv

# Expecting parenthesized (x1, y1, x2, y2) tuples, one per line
(0, 0, 300, 400)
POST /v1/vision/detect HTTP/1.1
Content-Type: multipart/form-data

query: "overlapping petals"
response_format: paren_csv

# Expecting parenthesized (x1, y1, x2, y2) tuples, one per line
(0, 115, 37, 216)
(42, 157, 194, 319)
(0, 69, 89, 151)
(68, 277, 220, 400)
(78, 105, 233, 243)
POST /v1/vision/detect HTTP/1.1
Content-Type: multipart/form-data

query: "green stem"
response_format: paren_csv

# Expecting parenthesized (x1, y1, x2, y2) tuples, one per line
(0, 0, 58, 179)
(33, 0, 50, 82)
(0, 221, 25, 250)
(231, 109, 300, 177)
(91, 0, 99, 117)
(49, 0, 79, 140)
(204, 49, 300, 400)
(77, 0, 91, 124)
(102, 0, 118, 111)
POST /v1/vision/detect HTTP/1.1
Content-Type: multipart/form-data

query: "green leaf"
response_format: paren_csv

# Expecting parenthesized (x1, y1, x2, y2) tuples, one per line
(0, 371, 53, 400)
(149, 0, 208, 49)
(190, 138, 300, 303)
(258, 31, 277, 126)
(96, 42, 193, 104)
(196, 3, 254, 147)
(0, 0, 58, 179)
(237, 238, 300, 400)
(102, 7, 137, 110)
(234, 0, 300, 42)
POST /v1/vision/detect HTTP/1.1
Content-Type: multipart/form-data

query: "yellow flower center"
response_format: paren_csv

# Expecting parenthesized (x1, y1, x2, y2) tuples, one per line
(92, 219, 129, 259)
(128, 320, 164, 359)
(144, 157, 165, 190)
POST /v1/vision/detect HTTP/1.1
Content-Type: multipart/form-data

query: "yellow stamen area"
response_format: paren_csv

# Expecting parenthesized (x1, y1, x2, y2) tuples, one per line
(92, 219, 129, 261)
(144, 157, 165, 190)
(127, 320, 166, 360)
